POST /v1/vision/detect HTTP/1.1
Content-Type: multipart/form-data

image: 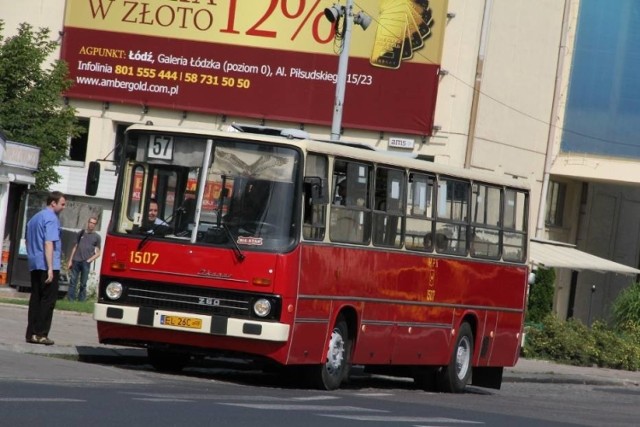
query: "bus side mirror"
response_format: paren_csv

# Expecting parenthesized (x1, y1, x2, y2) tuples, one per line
(85, 161, 101, 196)
(304, 176, 328, 205)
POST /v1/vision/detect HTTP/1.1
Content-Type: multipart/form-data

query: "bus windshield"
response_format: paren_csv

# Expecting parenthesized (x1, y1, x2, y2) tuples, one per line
(115, 131, 300, 252)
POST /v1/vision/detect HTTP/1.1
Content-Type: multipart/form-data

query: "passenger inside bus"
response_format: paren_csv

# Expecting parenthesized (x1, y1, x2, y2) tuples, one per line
(423, 232, 449, 251)
(335, 179, 347, 205)
(423, 232, 433, 250)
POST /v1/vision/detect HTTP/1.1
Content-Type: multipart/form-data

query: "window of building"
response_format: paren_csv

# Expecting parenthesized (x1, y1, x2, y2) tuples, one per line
(68, 118, 89, 162)
(545, 181, 566, 227)
(113, 123, 130, 166)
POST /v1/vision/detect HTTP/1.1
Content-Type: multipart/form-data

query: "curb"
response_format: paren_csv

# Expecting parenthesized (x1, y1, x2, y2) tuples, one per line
(503, 373, 623, 386)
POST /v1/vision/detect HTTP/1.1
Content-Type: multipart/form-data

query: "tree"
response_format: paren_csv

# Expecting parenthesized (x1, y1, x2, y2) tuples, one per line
(526, 267, 555, 323)
(0, 21, 80, 190)
(612, 282, 640, 329)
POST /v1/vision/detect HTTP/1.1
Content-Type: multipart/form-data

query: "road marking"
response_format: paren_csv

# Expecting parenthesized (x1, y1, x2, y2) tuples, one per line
(123, 392, 339, 402)
(220, 403, 387, 412)
(0, 398, 85, 402)
(132, 398, 194, 402)
(292, 395, 340, 401)
(320, 414, 483, 424)
(353, 392, 394, 397)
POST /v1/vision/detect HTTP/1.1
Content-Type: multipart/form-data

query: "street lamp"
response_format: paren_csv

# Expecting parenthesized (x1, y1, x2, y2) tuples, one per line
(324, 1, 371, 141)
(588, 284, 596, 326)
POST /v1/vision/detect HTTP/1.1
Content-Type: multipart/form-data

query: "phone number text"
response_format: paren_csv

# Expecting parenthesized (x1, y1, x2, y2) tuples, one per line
(114, 65, 251, 88)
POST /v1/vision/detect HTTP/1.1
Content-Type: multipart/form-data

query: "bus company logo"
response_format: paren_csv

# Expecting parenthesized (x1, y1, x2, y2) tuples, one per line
(197, 269, 232, 279)
(237, 237, 263, 246)
(198, 297, 220, 307)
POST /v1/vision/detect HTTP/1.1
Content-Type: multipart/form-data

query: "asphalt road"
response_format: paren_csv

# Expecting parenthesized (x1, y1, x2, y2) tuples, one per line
(1, 291, 640, 426)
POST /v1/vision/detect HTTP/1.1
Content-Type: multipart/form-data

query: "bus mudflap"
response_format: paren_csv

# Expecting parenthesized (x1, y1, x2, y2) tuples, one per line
(471, 366, 503, 389)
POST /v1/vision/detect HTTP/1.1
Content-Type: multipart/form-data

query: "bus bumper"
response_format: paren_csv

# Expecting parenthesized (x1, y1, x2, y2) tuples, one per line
(94, 303, 290, 342)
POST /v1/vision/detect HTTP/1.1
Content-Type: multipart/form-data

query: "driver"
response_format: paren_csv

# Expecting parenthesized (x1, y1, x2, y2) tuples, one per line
(148, 199, 168, 226)
(139, 199, 171, 235)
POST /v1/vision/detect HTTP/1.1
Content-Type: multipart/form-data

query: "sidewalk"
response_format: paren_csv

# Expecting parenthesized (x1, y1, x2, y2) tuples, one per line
(1, 286, 640, 387)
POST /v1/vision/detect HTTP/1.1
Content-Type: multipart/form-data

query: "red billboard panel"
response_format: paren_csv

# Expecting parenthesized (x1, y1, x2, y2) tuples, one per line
(61, 0, 448, 135)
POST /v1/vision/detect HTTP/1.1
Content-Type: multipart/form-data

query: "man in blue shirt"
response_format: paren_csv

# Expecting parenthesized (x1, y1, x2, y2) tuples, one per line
(25, 191, 67, 345)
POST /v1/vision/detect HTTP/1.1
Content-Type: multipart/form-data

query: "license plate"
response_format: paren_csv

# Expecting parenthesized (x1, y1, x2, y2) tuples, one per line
(160, 315, 203, 330)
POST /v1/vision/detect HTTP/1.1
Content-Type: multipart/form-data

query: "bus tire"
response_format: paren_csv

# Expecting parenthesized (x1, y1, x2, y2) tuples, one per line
(147, 348, 190, 373)
(309, 316, 352, 390)
(437, 322, 473, 393)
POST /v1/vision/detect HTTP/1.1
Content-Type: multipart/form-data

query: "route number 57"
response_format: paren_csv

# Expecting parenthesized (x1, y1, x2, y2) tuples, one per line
(148, 135, 174, 160)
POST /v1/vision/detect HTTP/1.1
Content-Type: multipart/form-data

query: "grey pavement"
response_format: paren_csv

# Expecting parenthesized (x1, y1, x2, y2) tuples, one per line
(1, 285, 640, 388)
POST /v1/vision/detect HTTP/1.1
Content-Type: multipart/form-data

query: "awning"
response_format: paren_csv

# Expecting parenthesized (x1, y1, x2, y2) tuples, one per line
(530, 238, 640, 275)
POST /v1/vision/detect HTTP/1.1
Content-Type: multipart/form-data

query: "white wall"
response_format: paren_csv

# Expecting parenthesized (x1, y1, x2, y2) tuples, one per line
(4, 0, 572, 256)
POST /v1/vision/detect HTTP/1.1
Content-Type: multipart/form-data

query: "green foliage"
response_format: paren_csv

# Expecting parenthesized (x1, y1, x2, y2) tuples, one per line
(53, 298, 95, 314)
(0, 21, 81, 190)
(612, 282, 640, 328)
(526, 267, 555, 323)
(524, 315, 640, 371)
(0, 297, 94, 313)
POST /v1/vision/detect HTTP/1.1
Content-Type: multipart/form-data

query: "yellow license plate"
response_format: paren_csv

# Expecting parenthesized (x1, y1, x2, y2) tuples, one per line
(160, 315, 203, 330)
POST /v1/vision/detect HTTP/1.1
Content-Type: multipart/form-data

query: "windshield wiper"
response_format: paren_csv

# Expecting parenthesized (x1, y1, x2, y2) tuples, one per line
(222, 223, 245, 262)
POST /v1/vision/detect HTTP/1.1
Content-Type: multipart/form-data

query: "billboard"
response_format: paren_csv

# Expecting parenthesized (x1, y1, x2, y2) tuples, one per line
(61, 0, 448, 135)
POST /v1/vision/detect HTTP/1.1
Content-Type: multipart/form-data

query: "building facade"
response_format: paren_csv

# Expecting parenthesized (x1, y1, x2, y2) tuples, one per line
(3, 0, 638, 322)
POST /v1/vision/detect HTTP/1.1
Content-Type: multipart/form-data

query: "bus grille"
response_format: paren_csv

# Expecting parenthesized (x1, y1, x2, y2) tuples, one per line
(102, 280, 280, 320)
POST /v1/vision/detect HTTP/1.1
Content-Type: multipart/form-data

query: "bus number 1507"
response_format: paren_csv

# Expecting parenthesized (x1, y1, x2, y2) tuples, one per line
(130, 251, 159, 265)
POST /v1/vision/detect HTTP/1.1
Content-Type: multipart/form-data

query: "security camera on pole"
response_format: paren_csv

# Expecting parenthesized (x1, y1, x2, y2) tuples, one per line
(324, 1, 371, 141)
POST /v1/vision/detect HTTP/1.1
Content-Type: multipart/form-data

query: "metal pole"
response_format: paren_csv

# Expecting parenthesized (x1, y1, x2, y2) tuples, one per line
(330, 0, 354, 141)
(588, 284, 596, 326)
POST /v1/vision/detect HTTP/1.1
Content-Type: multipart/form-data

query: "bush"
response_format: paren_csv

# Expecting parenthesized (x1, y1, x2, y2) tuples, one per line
(612, 282, 640, 328)
(524, 315, 640, 371)
(526, 268, 555, 323)
(524, 315, 594, 365)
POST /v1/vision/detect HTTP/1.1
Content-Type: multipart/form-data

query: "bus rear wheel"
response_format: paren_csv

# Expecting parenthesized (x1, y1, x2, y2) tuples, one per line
(308, 317, 352, 390)
(437, 322, 473, 393)
(147, 348, 190, 373)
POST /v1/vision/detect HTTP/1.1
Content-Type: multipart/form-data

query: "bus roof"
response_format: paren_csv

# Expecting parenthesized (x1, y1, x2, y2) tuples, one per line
(126, 124, 530, 191)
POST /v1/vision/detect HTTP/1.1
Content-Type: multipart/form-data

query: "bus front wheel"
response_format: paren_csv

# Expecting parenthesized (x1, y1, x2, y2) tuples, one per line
(147, 348, 190, 373)
(437, 322, 473, 393)
(308, 317, 352, 390)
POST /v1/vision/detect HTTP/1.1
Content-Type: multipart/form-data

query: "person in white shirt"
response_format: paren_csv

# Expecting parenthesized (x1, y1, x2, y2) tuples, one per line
(148, 199, 168, 226)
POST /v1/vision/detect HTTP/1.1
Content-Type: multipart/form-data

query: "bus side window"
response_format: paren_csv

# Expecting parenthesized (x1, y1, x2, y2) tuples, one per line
(405, 172, 435, 252)
(303, 154, 328, 241)
(503, 189, 528, 262)
(372, 167, 404, 248)
(470, 183, 501, 259)
(435, 177, 469, 255)
(127, 164, 145, 224)
(329, 159, 371, 244)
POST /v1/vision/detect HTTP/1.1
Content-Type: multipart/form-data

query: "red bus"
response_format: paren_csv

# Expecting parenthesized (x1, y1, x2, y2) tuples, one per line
(91, 123, 530, 392)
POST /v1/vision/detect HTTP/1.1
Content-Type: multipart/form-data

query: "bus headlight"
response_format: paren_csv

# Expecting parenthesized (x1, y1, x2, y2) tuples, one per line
(105, 282, 123, 300)
(253, 298, 272, 318)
